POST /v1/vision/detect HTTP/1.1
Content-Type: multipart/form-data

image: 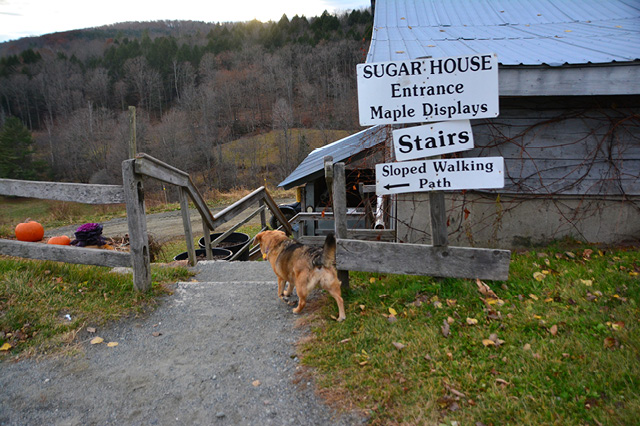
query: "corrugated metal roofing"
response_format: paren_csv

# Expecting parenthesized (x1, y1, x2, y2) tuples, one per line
(279, 0, 640, 188)
(279, 125, 389, 189)
(367, 0, 640, 66)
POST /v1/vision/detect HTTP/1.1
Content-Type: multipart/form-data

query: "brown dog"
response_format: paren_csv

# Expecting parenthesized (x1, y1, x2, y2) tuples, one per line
(255, 230, 346, 321)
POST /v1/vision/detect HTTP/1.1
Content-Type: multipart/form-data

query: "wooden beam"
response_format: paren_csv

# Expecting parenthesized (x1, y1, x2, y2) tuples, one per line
(122, 160, 152, 292)
(134, 155, 189, 187)
(260, 187, 294, 235)
(336, 239, 511, 281)
(0, 179, 125, 204)
(0, 239, 131, 267)
(332, 162, 350, 290)
(209, 205, 266, 248)
(179, 187, 196, 266)
(208, 186, 265, 231)
(429, 192, 448, 247)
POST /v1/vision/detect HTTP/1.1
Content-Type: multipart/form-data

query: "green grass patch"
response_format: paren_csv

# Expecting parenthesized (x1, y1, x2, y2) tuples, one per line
(0, 257, 192, 357)
(300, 244, 640, 425)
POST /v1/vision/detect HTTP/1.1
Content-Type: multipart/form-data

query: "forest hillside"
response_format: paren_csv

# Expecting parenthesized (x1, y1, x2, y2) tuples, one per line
(0, 8, 372, 193)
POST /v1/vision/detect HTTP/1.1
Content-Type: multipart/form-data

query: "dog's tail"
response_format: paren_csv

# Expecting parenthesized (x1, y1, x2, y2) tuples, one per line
(321, 232, 337, 268)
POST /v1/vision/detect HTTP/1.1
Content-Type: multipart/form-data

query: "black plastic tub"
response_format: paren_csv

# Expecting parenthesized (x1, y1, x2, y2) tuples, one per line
(173, 248, 232, 262)
(198, 232, 250, 261)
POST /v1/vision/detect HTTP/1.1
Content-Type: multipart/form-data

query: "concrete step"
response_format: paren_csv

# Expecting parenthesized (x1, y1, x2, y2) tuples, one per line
(192, 260, 276, 283)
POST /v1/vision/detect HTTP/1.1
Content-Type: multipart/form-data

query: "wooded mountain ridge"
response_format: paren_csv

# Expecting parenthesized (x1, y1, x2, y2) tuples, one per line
(0, 9, 372, 191)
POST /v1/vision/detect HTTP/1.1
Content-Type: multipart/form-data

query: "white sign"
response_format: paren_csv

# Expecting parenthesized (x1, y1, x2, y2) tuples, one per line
(393, 120, 474, 162)
(376, 157, 504, 195)
(357, 53, 499, 126)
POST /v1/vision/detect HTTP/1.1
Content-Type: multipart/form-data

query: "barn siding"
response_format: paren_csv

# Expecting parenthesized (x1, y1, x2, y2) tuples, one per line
(467, 102, 640, 196)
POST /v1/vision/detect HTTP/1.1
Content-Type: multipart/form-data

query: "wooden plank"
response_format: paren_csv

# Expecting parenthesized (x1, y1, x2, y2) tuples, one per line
(186, 178, 216, 231)
(337, 239, 510, 281)
(499, 65, 640, 97)
(134, 157, 189, 187)
(122, 160, 151, 292)
(332, 162, 349, 290)
(179, 188, 196, 266)
(260, 187, 294, 235)
(0, 239, 131, 267)
(202, 222, 212, 260)
(209, 205, 266, 247)
(314, 229, 396, 241)
(208, 186, 265, 231)
(0, 179, 125, 204)
(429, 192, 448, 247)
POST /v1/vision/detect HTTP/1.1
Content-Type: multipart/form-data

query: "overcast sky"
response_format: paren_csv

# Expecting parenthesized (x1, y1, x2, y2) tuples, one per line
(0, 0, 371, 43)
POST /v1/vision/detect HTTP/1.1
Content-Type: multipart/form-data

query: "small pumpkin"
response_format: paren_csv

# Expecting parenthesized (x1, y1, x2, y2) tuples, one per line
(15, 220, 45, 242)
(47, 235, 71, 245)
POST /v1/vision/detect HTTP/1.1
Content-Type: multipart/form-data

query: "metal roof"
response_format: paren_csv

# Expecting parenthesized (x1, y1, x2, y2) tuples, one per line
(279, 0, 640, 188)
(367, 0, 640, 66)
(279, 125, 389, 189)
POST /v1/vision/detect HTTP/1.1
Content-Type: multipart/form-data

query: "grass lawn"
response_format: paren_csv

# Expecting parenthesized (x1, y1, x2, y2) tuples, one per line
(299, 242, 639, 425)
(0, 258, 192, 357)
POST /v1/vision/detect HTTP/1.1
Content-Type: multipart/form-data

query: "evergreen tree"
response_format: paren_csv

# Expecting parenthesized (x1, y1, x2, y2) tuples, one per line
(0, 117, 38, 180)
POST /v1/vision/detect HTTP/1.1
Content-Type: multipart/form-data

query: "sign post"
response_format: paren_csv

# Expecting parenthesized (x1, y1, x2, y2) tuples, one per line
(340, 52, 510, 281)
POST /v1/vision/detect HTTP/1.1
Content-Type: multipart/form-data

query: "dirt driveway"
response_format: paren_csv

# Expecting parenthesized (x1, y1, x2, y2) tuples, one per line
(44, 198, 296, 243)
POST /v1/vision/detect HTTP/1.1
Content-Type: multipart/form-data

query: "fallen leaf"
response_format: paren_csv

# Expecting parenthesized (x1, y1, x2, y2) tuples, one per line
(387, 316, 398, 324)
(529, 294, 539, 301)
(466, 318, 478, 325)
(612, 321, 625, 331)
(369, 277, 376, 284)
(107, 342, 118, 347)
(446, 299, 457, 307)
(152, 332, 162, 337)
(482, 339, 495, 347)
(359, 305, 365, 311)
(549, 324, 558, 336)
(252, 380, 261, 387)
(433, 300, 443, 309)
(90, 337, 104, 345)
(447, 316, 455, 324)
(533, 272, 545, 281)
(496, 378, 510, 386)
(476, 279, 498, 298)
(389, 307, 398, 316)
(0, 343, 11, 351)
(604, 337, 619, 349)
(87, 327, 96, 333)
(565, 251, 576, 259)
(580, 279, 593, 286)
(523, 343, 531, 351)
(339, 338, 351, 344)
(392, 341, 406, 350)
(359, 361, 368, 366)
(441, 319, 450, 337)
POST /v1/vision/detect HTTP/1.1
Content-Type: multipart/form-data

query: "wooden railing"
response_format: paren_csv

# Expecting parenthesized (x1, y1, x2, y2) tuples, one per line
(0, 162, 150, 291)
(0, 153, 293, 291)
(133, 153, 292, 264)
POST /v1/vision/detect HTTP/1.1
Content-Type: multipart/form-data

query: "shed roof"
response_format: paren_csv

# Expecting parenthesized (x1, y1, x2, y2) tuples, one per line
(279, 125, 389, 189)
(368, 0, 640, 66)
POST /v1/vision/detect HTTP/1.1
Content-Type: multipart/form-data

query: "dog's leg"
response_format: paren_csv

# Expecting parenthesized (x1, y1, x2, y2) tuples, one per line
(277, 276, 287, 300)
(326, 279, 346, 321)
(292, 273, 308, 314)
(283, 280, 295, 298)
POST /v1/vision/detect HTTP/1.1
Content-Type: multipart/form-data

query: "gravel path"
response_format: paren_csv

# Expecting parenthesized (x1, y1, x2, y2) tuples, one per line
(0, 261, 365, 425)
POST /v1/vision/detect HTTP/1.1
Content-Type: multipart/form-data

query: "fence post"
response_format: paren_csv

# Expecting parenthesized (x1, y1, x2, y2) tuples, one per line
(122, 159, 151, 291)
(429, 192, 449, 247)
(179, 187, 197, 266)
(128, 106, 137, 159)
(332, 162, 350, 290)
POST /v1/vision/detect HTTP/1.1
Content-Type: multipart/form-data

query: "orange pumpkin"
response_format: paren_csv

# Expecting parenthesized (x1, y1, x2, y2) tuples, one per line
(47, 235, 71, 245)
(15, 220, 45, 242)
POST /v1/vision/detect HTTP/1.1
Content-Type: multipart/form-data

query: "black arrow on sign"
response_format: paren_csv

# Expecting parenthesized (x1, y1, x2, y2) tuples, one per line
(384, 183, 411, 190)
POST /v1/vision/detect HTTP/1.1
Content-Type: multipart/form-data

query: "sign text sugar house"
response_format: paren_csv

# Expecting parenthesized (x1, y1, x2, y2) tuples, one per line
(357, 53, 499, 125)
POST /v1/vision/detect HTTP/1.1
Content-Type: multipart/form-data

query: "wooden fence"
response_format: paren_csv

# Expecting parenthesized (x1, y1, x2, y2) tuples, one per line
(0, 154, 293, 291)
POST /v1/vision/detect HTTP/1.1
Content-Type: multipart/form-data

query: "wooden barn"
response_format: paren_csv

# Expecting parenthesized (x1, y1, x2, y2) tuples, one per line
(280, 0, 640, 248)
